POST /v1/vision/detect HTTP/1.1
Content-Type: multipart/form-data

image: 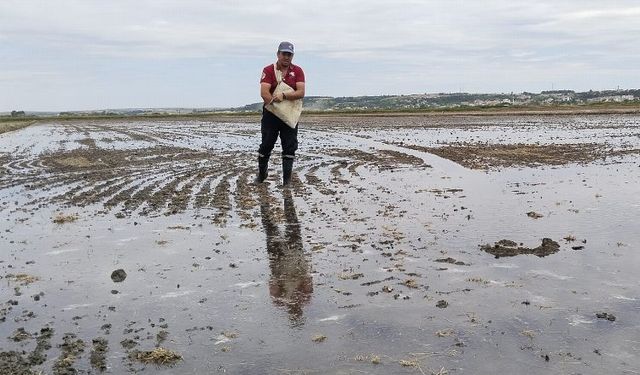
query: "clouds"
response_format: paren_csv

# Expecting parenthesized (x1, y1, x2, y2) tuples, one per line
(1, 1, 639, 111)
(3, 1, 638, 57)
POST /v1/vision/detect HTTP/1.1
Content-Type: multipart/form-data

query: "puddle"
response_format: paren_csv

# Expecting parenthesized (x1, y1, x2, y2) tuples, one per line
(1, 115, 639, 374)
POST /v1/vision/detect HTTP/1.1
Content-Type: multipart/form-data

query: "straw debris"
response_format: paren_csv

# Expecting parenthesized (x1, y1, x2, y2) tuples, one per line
(520, 330, 536, 339)
(436, 329, 455, 337)
(131, 348, 183, 365)
(6, 273, 39, 285)
(399, 359, 419, 367)
(403, 279, 419, 289)
(312, 334, 327, 342)
(53, 213, 78, 224)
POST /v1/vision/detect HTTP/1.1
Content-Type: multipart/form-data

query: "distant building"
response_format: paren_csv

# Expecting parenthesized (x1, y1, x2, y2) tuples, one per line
(588, 95, 635, 103)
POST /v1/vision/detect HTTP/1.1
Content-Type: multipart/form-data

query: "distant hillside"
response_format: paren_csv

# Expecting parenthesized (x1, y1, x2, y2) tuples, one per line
(230, 89, 640, 113)
(4, 89, 640, 118)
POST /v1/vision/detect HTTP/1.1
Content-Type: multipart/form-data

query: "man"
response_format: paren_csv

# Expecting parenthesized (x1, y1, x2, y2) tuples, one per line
(257, 41, 306, 186)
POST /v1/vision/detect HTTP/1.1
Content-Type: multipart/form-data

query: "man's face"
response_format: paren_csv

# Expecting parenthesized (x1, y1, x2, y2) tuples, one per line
(277, 51, 293, 67)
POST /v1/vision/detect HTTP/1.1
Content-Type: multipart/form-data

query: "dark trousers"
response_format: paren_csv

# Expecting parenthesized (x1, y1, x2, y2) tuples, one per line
(258, 108, 298, 160)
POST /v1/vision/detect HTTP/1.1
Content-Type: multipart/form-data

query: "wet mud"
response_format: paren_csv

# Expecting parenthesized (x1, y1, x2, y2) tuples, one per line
(1, 115, 639, 374)
(481, 238, 560, 258)
(0, 351, 35, 375)
(53, 333, 86, 375)
(404, 143, 614, 169)
(89, 337, 108, 371)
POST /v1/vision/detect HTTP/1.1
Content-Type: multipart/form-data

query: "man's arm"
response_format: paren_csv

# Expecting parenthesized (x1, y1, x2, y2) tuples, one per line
(263, 81, 306, 103)
(260, 83, 273, 105)
(283, 82, 305, 101)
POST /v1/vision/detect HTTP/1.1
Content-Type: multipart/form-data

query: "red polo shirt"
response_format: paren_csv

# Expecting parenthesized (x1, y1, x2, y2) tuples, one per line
(260, 64, 305, 94)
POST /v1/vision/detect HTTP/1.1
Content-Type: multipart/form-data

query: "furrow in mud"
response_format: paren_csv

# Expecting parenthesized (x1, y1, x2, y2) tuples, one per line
(211, 174, 232, 225)
(139, 170, 197, 216)
(68, 176, 136, 207)
(232, 169, 259, 227)
(49, 171, 135, 204)
(103, 177, 157, 211)
(192, 174, 221, 210)
(305, 164, 337, 196)
(89, 123, 160, 143)
(165, 171, 212, 216)
(233, 169, 258, 211)
(329, 161, 350, 185)
(120, 174, 176, 215)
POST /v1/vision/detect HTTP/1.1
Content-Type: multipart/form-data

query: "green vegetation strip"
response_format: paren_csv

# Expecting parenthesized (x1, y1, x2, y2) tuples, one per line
(1, 101, 639, 124)
(0, 120, 37, 134)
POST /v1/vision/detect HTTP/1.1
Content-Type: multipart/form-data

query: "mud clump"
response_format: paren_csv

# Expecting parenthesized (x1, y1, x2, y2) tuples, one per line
(10, 327, 32, 342)
(526, 211, 544, 219)
(90, 337, 108, 371)
(435, 257, 468, 266)
(28, 327, 54, 365)
(53, 333, 85, 375)
(111, 269, 127, 282)
(482, 238, 560, 258)
(596, 312, 616, 322)
(120, 338, 138, 350)
(0, 351, 35, 375)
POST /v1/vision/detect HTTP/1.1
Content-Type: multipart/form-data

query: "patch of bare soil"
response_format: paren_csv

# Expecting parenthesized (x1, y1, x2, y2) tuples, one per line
(41, 146, 209, 172)
(481, 238, 560, 258)
(54, 155, 104, 168)
(402, 143, 610, 169)
(326, 148, 425, 171)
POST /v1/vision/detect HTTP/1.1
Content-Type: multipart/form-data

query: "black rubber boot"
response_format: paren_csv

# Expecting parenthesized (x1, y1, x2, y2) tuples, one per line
(282, 158, 294, 187)
(255, 156, 269, 183)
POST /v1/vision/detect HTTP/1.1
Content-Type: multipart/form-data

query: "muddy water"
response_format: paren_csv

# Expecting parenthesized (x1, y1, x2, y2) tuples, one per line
(1, 115, 639, 374)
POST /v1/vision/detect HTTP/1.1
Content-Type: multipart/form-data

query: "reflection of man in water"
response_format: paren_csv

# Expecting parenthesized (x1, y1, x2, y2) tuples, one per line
(260, 189, 312, 325)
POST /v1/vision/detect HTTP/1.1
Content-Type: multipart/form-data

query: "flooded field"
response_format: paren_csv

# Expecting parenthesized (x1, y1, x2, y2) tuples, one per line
(1, 114, 639, 374)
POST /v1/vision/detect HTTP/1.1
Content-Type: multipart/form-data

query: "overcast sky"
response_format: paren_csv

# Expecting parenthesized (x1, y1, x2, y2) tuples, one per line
(2, 0, 639, 112)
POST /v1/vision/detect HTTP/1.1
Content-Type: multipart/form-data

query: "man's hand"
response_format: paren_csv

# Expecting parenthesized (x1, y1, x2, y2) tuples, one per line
(272, 92, 284, 103)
